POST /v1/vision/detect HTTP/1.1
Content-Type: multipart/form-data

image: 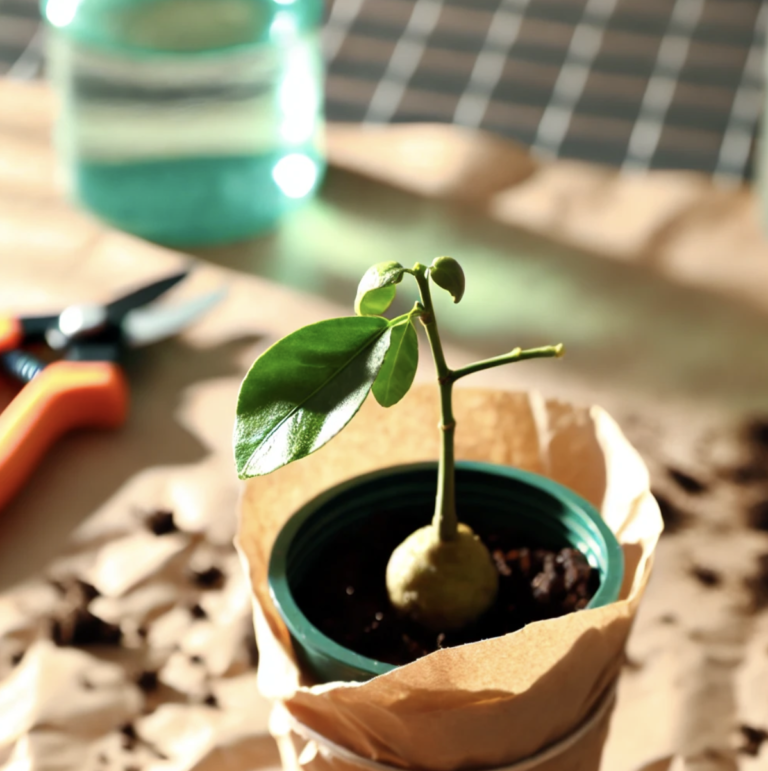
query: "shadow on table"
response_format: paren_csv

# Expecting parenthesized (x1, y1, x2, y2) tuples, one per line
(194, 167, 768, 416)
(0, 335, 259, 588)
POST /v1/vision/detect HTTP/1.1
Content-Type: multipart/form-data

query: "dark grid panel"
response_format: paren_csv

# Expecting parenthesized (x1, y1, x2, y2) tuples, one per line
(1, 0, 765, 179)
(325, 0, 766, 179)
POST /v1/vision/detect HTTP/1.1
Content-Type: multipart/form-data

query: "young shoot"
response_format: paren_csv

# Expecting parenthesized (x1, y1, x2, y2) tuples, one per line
(234, 257, 563, 632)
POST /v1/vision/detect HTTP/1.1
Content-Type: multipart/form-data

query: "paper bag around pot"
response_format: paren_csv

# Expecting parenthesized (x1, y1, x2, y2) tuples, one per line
(236, 385, 663, 771)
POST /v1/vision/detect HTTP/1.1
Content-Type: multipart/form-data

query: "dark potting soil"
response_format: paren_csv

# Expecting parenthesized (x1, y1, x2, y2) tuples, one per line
(295, 511, 600, 666)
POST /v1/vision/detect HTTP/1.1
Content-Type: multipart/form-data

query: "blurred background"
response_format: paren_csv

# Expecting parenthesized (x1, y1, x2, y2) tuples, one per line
(2, 0, 765, 180)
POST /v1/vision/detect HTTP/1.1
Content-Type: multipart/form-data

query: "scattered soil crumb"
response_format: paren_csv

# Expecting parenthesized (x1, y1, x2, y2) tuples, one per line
(136, 670, 158, 692)
(120, 723, 138, 750)
(691, 565, 722, 588)
(745, 418, 768, 451)
(190, 566, 225, 589)
(49, 578, 122, 647)
(738, 724, 768, 757)
(746, 500, 768, 532)
(668, 467, 707, 495)
(658, 614, 677, 625)
(145, 509, 177, 536)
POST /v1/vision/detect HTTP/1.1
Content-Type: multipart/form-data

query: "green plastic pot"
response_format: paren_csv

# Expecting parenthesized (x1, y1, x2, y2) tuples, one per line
(268, 461, 624, 683)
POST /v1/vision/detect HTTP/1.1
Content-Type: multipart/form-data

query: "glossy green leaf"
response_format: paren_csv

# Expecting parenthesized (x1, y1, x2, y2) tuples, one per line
(373, 318, 419, 407)
(429, 256, 465, 304)
(354, 261, 406, 316)
(234, 316, 391, 478)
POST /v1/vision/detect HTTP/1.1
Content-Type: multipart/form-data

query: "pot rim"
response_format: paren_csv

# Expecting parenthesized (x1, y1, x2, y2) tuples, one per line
(268, 461, 625, 679)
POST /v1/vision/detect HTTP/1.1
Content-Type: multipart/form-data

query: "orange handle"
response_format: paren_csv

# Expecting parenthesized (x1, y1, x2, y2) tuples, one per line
(0, 316, 23, 354)
(0, 360, 129, 511)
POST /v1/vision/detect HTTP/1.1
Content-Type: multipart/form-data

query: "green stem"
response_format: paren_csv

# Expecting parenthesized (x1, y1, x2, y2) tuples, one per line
(389, 305, 424, 327)
(450, 344, 564, 382)
(413, 264, 457, 542)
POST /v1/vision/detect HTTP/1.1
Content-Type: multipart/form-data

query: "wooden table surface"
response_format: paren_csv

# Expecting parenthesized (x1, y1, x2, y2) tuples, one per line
(2, 79, 768, 771)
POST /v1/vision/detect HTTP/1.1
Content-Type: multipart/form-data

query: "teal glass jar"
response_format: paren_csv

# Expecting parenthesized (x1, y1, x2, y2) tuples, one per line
(42, 0, 326, 246)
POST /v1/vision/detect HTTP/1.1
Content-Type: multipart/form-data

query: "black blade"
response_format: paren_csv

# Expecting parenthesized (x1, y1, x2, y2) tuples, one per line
(106, 271, 188, 323)
(65, 342, 122, 362)
(20, 315, 61, 341)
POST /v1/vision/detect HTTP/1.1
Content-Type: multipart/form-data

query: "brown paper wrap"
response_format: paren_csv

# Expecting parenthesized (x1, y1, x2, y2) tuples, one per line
(236, 385, 662, 771)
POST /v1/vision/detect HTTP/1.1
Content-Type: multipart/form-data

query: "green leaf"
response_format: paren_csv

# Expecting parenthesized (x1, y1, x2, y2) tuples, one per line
(234, 316, 391, 478)
(373, 318, 419, 407)
(429, 256, 465, 304)
(354, 261, 406, 316)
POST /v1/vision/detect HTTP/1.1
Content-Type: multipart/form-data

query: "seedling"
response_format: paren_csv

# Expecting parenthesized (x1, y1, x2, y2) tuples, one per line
(234, 258, 563, 632)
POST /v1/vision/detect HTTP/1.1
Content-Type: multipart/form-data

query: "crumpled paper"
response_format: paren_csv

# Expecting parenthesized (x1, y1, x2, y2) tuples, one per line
(0, 640, 143, 747)
(237, 385, 663, 771)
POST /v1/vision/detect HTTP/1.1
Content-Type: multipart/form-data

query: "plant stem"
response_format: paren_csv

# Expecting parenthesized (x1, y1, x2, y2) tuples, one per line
(413, 264, 458, 542)
(450, 344, 564, 382)
(411, 265, 564, 542)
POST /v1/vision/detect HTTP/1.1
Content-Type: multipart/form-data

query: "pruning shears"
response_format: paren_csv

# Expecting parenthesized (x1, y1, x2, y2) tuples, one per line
(0, 271, 223, 511)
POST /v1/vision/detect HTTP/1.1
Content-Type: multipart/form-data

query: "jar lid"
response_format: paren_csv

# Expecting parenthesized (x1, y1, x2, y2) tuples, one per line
(41, 0, 321, 54)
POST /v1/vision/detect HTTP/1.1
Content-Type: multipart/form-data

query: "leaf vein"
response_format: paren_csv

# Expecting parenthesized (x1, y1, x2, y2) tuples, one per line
(245, 323, 389, 470)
